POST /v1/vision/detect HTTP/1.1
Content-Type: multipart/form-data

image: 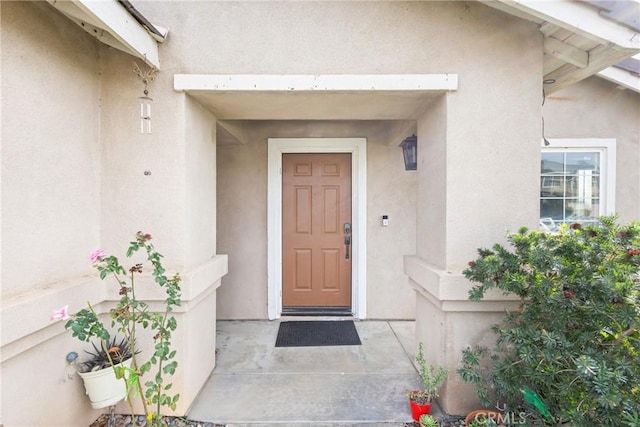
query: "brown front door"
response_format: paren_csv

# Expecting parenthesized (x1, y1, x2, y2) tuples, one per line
(282, 153, 352, 310)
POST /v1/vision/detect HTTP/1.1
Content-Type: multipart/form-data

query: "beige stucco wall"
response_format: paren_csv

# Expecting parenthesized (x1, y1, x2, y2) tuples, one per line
(412, 4, 542, 270)
(99, 49, 188, 263)
(216, 121, 417, 319)
(1, 0, 101, 297)
(138, 1, 530, 76)
(185, 96, 218, 267)
(417, 96, 448, 270)
(544, 76, 640, 222)
(1, 2, 102, 424)
(99, 49, 220, 265)
(1, 1, 225, 425)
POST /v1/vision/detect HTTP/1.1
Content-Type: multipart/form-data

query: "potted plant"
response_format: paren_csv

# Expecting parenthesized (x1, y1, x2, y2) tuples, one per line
(76, 336, 136, 409)
(50, 232, 182, 426)
(419, 413, 440, 427)
(80, 336, 136, 372)
(464, 410, 501, 426)
(466, 418, 498, 427)
(408, 342, 448, 422)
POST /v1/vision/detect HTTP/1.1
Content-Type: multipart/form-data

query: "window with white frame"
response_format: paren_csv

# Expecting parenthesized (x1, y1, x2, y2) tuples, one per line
(540, 139, 616, 231)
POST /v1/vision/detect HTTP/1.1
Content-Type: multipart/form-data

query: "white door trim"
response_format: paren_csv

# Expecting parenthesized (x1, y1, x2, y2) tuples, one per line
(267, 138, 367, 319)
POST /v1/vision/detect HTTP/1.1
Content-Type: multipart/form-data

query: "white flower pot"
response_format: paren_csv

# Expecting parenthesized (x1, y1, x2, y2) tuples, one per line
(77, 359, 131, 409)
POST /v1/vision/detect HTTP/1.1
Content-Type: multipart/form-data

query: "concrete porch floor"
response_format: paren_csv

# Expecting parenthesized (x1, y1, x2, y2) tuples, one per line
(187, 320, 439, 426)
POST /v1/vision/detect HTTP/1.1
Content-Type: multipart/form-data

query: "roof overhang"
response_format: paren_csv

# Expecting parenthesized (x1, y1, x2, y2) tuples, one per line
(174, 74, 458, 120)
(481, 0, 640, 93)
(597, 53, 640, 92)
(46, 0, 163, 69)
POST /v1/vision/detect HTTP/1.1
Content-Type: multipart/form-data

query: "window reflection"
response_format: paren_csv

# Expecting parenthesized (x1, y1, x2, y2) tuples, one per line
(540, 151, 601, 227)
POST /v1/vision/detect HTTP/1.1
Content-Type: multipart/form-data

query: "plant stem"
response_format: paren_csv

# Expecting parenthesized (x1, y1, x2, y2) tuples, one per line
(614, 326, 638, 345)
(128, 267, 150, 419)
(106, 267, 149, 419)
(154, 308, 172, 427)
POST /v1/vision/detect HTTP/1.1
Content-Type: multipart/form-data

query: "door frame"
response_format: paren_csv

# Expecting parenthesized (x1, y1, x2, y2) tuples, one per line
(267, 138, 367, 319)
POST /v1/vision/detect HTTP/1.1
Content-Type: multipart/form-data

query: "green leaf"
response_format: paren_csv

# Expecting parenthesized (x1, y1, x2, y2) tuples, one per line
(163, 361, 178, 375)
(140, 362, 151, 375)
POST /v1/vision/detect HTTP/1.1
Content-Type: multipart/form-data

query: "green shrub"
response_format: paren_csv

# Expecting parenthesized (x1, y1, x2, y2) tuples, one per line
(458, 216, 640, 426)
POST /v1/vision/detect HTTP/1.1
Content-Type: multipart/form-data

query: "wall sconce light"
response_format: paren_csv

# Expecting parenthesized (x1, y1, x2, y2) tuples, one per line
(133, 62, 158, 134)
(399, 134, 417, 170)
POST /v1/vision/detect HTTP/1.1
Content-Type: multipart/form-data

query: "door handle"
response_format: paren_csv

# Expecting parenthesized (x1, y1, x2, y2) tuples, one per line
(344, 236, 351, 260)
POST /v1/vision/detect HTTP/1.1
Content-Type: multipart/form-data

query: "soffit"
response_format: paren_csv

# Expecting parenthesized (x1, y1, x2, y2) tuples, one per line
(187, 91, 442, 121)
(481, 0, 640, 94)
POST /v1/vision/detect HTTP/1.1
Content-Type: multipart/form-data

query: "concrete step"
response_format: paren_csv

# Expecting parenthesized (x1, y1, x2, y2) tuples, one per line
(188, 372, 419, 424)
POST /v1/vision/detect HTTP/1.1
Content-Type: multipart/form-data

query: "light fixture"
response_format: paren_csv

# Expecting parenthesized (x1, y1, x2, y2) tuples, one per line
(133, 62, 158, 134)
(399, 134, 417, 170)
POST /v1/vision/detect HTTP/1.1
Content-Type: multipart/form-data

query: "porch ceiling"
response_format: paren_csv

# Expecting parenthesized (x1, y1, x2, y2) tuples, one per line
(174, 74, 457, 120)
(183, 91, 444, 120)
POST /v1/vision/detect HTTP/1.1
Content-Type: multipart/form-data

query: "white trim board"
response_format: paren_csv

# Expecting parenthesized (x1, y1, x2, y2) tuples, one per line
(597, 66, 640, 93)
(174, 74, 458, 92)
(267, 138, 367, 320)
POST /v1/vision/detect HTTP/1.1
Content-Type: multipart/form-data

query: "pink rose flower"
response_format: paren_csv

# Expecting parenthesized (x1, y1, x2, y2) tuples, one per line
(50, 305, 70, 321)
(89, 249, 106, 264)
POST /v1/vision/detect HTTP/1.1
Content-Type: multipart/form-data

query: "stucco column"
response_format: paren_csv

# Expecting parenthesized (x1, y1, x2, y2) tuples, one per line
(407, 86, 540, 415)
(100, 52, 228, 416)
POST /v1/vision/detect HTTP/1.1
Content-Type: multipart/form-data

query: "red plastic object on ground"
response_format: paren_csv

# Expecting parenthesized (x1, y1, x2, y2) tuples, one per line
(409, 395, 432, 422)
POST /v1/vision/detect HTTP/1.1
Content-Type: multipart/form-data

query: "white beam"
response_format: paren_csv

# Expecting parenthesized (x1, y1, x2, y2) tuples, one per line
(597, 67, 640, 93)
(499, 0, 640, 50)
(75, 0, 160, 68)
(54, 0, 161, 69)
(539, 21, 560, 38)
(544, 37, 589, 68)
(545, 46, 637, 93)
(174, 74, 458, 92)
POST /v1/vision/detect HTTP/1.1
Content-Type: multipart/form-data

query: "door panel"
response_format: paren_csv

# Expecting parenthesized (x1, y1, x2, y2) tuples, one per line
(295, 187, 312, 234)
(282, 153, 352, 308)
(294, 249, 312, 290)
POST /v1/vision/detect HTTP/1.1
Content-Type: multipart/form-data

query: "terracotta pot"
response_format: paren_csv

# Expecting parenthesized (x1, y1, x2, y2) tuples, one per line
(465, 409, 503, 426)
(77, 359, 131, 409)
(408, 393, 432, 422)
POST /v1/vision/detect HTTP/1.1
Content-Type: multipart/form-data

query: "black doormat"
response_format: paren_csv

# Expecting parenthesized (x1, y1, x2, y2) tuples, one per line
(275, 320, 361, 347)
